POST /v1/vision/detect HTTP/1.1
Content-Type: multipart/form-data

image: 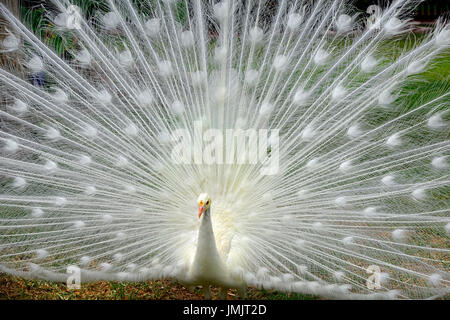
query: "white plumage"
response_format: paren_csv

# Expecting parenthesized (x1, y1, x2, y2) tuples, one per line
(0, 0, 449, 299)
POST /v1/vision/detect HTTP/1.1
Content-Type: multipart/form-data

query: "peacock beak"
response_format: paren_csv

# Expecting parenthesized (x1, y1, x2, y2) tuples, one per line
(198, 205, 204, 219)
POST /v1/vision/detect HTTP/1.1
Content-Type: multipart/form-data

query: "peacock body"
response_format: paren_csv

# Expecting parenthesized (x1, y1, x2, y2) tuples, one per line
(0, 0, 449, 299)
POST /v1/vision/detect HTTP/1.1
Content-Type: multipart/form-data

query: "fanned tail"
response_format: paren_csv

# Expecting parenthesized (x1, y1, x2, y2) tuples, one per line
(0, 0, 449, 299)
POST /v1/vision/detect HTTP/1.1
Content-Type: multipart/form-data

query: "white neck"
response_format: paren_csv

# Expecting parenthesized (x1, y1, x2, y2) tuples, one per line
(190, 206, 227, 282)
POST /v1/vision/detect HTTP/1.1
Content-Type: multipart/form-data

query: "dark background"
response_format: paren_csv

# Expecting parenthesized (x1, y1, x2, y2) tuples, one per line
(16, 0, 450, 22)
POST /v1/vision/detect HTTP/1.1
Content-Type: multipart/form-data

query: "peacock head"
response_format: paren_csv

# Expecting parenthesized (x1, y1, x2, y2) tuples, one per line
(197, 193, 211, 219)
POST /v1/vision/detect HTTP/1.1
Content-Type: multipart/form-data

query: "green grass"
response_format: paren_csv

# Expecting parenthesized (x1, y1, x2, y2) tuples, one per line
(0, 274, 317, 300)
